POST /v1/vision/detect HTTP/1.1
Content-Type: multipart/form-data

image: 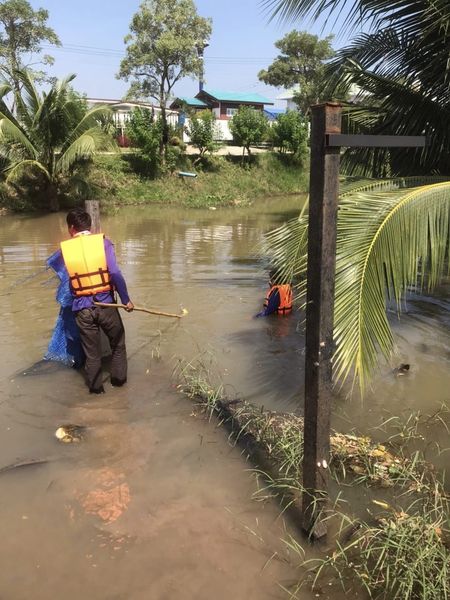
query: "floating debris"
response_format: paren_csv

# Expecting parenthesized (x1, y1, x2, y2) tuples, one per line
(55, 425, 85, 443)
(0, 458, 50, 475)
(180, 372, 426, 488)
(393, 363, 410, 376)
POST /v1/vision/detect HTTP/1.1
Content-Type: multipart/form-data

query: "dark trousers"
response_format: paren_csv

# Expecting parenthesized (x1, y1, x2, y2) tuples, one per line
(75, 306, 127, 391)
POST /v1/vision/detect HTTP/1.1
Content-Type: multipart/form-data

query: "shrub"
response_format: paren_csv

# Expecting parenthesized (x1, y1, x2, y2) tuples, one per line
(185, 110, 221, 159)
(270, 110, 309, 165)
(229, 106, 269, 159)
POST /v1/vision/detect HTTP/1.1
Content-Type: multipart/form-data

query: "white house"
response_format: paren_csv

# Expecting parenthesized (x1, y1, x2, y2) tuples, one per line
(276, 85, 301, 111)
(86, 98, 179, 138)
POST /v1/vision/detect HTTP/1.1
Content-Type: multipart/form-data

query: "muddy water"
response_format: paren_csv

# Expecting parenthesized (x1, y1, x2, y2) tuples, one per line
(0, 199, 448, 599)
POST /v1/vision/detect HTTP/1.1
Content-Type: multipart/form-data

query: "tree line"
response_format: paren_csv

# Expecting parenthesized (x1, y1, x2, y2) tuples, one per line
(0, 0, 315, 210)
(0, 0, 449, 213)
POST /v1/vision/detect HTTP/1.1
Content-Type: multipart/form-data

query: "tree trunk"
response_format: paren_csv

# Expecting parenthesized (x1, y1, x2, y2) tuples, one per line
(159, 81, 168, 167)
(160, 104, 169, 167)
(47, 181, 59, 212)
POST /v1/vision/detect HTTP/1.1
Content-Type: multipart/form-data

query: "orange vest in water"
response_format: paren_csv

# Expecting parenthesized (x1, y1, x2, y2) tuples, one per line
(264, 284, 293, 314)
(60, 233, 112, 297)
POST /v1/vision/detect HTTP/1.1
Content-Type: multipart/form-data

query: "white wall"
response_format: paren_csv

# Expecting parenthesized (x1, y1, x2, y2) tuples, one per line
(183, 117, 231, 143)
(86, 99, 178, 135)
(286, 99, 298, 111)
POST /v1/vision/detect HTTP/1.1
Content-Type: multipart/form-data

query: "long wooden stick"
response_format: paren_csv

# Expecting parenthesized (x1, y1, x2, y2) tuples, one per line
(94, 301, 184, 319)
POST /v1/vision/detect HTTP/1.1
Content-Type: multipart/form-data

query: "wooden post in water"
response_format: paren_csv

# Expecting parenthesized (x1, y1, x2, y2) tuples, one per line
(85, 200, 101, 233)
(300, 106, 426, 539)
(302, 103, 342, 539)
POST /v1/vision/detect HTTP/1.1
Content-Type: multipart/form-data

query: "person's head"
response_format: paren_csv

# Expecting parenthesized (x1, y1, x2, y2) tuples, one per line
(66, 208, 92, 237)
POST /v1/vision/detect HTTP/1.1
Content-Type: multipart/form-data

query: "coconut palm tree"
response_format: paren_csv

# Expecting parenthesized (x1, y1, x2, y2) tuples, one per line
(262, 0, 450, 176)
(265, 177, 450, 393)
(0, 70, 115, 210)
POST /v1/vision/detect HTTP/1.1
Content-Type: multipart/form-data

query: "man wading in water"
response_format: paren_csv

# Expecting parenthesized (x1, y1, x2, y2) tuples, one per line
(60, 208, 134, 394)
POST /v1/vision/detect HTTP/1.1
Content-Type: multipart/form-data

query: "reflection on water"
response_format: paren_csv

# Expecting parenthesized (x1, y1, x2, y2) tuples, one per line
(0, 197, 449, 599)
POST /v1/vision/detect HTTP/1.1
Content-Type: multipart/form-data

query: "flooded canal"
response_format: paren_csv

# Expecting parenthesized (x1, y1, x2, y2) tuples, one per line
(0, 198, 448, 599)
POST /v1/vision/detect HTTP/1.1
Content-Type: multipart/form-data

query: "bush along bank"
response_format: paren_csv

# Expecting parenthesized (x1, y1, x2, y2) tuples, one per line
(85, 151, 308, 210)
(0, 151, 308, 213)
(178, 363, 450, 600)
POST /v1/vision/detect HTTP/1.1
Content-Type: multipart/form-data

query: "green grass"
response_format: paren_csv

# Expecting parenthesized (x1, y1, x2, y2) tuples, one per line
(0, 150, 308, 212)
(177, 360, 450, 600)
(86, 151, 308, 210)
(300, 492, 450, 600)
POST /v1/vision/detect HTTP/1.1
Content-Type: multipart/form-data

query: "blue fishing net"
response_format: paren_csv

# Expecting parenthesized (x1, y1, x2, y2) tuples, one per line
(44, 250, 84, 368)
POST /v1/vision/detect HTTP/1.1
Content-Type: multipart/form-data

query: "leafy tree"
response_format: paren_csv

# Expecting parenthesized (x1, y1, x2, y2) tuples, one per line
(126, 107, 183, 176)
(0, 70, 114, 211)
(258, 31, 334, 113)
(262, 0, 450, 176)
(185, 109, 220, 161)
(118, 0, 212, 163)
(270, 110, 308, 162)
(0, 0, 60, 93)
(229, 106, 269, 160)
(126, 107, 163, 176)
(264, 177, 450, 394)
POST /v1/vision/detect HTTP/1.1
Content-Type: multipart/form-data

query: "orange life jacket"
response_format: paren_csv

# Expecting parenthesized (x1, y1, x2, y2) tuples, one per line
(264, 284, 293, 314)
(60, 233, 112, 297)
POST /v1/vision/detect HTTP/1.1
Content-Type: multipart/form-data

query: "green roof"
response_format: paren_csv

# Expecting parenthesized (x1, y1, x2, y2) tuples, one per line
(174, 96, 208, 107)
(199, 89, 273, 105)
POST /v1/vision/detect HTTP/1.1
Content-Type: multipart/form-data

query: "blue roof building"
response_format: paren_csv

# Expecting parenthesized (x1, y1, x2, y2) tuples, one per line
(264, 107, 287, 121)
(170, 96, 209, 111)
(195, 88, 273, 120)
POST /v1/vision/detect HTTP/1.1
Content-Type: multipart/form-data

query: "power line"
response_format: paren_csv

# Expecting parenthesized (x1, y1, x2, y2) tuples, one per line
(41, 43, 274, 64)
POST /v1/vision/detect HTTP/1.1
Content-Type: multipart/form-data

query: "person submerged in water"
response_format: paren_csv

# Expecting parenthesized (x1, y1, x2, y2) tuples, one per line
(255, 269, 293, 317)
(60, 208, 134, 394)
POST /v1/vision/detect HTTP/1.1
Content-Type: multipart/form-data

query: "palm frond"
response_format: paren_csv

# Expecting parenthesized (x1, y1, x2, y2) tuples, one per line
(13, 70, 40, 131)
(5, 159, 50, 183)
(264, 178, 450, 394)
(33, 74, 77, 145)
(56, 127, 116, 174)
(334, 181, 450, 391)
(264, 213, 309, 291)
(261, 0, 450, 40)
(327, 59, 450, 176)
(327, 28, 449, 97)
(0, 85, 22, 130)
(60, 105, 115, 155)
(0, 116, 38, 159)
(0, 81, 12, 100)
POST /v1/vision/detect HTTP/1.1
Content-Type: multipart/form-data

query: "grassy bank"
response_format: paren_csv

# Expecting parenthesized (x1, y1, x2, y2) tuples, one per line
(0, 151, 307, 212)
(86, 151, 308, 210)
(178, 363, 450, 600)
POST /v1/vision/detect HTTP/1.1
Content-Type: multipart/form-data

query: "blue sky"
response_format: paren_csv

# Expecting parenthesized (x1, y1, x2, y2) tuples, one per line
(28, 0, 348, 107)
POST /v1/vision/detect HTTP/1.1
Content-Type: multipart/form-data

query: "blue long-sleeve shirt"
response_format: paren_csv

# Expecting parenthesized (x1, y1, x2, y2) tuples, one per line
(255, 288, 280, 318)
(53, 237, 131, 312)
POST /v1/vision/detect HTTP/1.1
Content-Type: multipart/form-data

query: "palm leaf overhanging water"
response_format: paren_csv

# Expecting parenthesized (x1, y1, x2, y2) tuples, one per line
(264, 178, 450, 393)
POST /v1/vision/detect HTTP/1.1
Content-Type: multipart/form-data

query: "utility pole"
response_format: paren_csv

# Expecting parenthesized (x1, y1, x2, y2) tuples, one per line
(196, 41, 209, 93)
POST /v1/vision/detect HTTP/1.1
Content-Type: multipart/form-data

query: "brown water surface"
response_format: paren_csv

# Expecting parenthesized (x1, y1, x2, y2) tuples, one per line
(0, 199, 448, 599)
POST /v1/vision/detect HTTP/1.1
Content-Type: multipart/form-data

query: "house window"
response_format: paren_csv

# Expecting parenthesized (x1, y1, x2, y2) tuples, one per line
(226, 107, 238, 117)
